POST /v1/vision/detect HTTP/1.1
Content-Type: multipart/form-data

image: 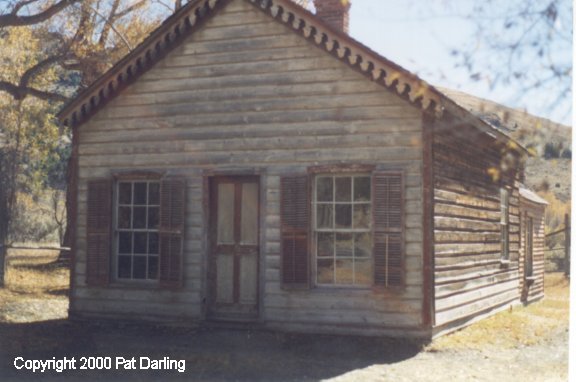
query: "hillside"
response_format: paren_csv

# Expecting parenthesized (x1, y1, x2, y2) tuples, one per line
(439, 87, 571, 202)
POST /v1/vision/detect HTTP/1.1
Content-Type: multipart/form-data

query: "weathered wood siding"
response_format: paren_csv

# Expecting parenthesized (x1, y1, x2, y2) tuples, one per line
(73, 0, 425, 334)
(431, 119, 522, 328)
(519, 198, 546, 302)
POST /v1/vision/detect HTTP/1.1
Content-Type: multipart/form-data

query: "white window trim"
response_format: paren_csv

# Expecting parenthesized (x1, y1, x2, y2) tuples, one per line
(500, 187, 510, 264)
(312, 174, 373, 287)
(113, 180, 161, 283)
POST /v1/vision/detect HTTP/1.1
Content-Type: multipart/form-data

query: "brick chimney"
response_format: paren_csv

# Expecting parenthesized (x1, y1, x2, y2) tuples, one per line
(313, 0, 351, 34)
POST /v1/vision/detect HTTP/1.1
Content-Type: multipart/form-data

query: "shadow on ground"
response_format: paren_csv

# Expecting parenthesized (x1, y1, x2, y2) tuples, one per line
(0, 319, 424, 381)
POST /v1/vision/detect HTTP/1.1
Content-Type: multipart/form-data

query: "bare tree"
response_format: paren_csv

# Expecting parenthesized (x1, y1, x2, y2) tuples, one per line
(0, 0, 167, 281)
(436, 0, 572, 119)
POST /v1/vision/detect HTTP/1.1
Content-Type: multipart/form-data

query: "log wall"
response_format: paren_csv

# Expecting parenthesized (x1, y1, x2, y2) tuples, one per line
(72, 0, 425, 335)
(518, 198, 546, 302)
(431, 118, 522, 329)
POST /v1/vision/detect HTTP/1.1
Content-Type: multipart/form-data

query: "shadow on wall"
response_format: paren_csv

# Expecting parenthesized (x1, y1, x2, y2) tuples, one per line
(0, 319, 423, 381)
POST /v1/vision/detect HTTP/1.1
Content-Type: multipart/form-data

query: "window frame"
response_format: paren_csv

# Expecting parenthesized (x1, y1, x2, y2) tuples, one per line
(525, 214, 534, 278)
(500, 187, 510, 263)
(312, 173, 374, 288)
(112, 177, 162, 283)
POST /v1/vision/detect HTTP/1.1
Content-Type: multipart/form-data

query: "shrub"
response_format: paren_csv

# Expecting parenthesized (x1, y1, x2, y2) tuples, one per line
(544, 142, 561, 159)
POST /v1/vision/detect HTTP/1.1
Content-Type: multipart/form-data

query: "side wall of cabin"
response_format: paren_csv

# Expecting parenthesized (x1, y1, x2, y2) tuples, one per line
(71, 0, 427, 336)
(431, 117, 522, 335)
(518, 198, 546, 303)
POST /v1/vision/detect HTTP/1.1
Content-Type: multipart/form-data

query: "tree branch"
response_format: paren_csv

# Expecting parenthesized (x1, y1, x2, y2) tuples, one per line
(112, 0, 147, 21)
(0, 81, 69, 102)
(98, 0, 121, 47)
(0, 0, 81, 27)
(10, 0, 42, 15)
(19, 54, 65, 89)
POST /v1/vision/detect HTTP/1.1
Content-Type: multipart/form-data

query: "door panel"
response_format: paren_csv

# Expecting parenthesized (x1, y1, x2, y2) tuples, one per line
(241, 183, 259, 245)
(209, 176, 260, 320)
(217, 184, 235, 244)
(239, 252, 258, 304)
(216, 254, 234, 304)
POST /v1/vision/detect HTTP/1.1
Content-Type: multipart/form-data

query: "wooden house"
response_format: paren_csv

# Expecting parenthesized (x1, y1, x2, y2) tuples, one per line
(518, 188, 547, 304)
(58, 0, 546, 338)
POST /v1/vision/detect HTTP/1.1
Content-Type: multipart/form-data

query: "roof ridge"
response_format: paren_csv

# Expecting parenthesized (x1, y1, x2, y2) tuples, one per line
(57, 0, 525, 155)
(58, 0, 447, 127)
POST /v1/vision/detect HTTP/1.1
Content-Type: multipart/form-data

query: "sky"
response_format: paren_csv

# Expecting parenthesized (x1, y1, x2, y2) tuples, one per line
(343, 0, 573, 126)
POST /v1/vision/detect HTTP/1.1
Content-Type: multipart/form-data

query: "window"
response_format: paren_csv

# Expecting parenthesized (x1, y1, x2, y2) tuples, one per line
(500, 188, 510, 261)
(86, 176, 185, 288)
(115, 181, 160, 280)
(525, 216, 534, 277)
(280, 171, 404, 289)
(314, 175, 372, 286)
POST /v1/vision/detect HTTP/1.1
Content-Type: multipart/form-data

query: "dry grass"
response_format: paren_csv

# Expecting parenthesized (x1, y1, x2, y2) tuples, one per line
(429, 273, 569, 351)
(0, 251, 570, 351)
(0, 249, 69, 299)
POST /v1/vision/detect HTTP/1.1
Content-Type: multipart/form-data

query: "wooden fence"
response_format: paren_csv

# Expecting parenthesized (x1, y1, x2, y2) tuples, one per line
(545, 213, 571, 275)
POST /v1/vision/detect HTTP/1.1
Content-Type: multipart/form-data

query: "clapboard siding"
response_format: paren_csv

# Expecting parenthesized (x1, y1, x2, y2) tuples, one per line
(73, 0, 425, 334)
(432, 119, 522, 327)
(518, 197, 546, 302)
(262, 172, 423, 327)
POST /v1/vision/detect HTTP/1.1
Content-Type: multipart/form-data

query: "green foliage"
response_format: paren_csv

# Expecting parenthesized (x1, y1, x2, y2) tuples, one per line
(10, 192, 62, 243)
(0, 26, 68, 243)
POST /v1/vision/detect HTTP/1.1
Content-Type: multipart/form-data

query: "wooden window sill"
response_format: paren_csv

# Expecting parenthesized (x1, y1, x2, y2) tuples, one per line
(499, 259, 511, 268)
(525, 276, 537, 285)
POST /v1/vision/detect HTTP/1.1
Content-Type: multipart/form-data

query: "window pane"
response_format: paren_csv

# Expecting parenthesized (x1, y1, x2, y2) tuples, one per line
(133, 207, 146, 229)
(133, 256, 146, 279)
(335, 259, 354, 284)
(148, 207, 159, 229)
(335, 205, 352, 228)
(317, 259, 334, 284)
(119, 232, 132, 254)
(241, 183, 259, 245)
(317, 232, 334, 257)
(353, 204, 371, 229)
(134, 182, 147, 205)
(335, 177, 352, 202)
(354, 233, 371, 258)
(316, 177, 333, 202)
(148, 232, 159, 254)
(148, 256, 159, 279)
(118, 255, 132, 278)
(354, 177, 371, 202)
(316, 204, 333, 229)
(148, 182, 160, 205)
(119, 183, 132, 204)
(336, 233, 353, 257)
(118, 206, 131, 229)
(355, 259, 371, 285)
(217, 183, 235, 244)
(134, 232, 147, 254)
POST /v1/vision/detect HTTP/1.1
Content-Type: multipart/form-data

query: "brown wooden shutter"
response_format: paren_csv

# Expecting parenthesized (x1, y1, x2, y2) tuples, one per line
(159, 177, 186, 288)
(373, 172, 404, 287)
(86, 179, 112, 286)
(280, 175, 310, 287)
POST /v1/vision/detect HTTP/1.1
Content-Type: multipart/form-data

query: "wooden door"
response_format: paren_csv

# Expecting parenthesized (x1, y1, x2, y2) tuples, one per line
(209, 176, 259, 320)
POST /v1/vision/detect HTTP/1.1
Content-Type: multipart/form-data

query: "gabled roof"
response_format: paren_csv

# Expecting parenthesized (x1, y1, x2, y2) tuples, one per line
(520, 187, 548, 206)
(57, 0, 524, 152)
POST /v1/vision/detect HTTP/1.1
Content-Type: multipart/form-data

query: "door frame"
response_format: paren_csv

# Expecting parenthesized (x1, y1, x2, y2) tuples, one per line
(206, 175, 261, 320)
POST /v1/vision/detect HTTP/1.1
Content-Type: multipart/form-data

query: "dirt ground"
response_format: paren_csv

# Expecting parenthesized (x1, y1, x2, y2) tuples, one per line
(0, 250, 570, 381)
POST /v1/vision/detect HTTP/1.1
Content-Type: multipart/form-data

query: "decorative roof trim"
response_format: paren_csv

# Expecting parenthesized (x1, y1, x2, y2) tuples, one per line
(57, 0, 521, 153)
(58, 0, 227, 127)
